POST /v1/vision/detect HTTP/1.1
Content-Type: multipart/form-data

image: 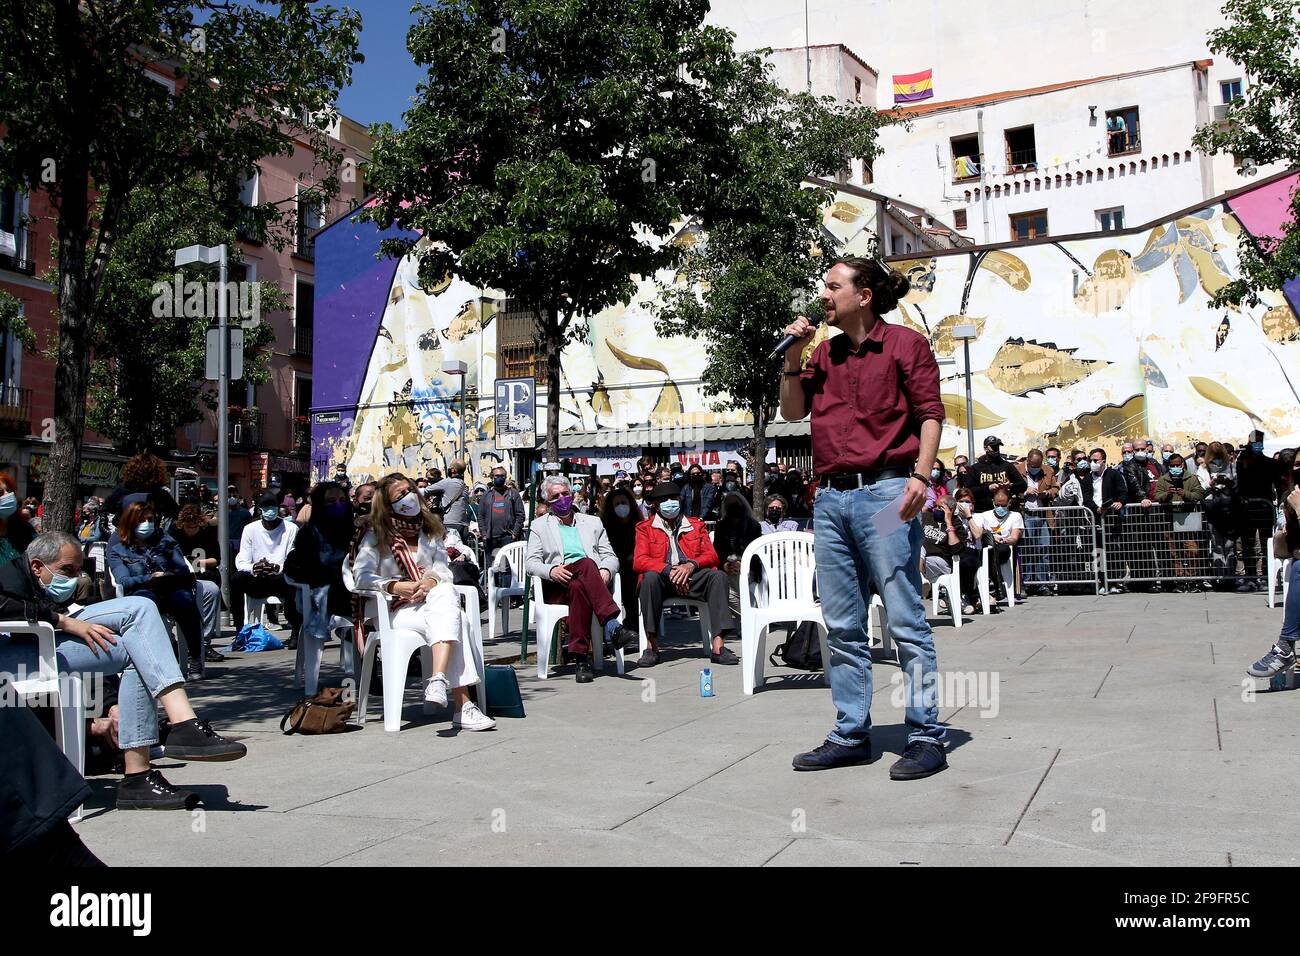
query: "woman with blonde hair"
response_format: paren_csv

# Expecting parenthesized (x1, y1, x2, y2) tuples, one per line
(350, 473, 494, 731)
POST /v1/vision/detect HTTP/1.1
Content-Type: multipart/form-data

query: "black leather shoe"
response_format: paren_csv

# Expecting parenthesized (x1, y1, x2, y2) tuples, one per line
(607, 624, 639, 651)
(574, 660, 594, 683)
(792, 739, 874, 771)
(889, 740, 948, 780)
(204, 646, 226, 663)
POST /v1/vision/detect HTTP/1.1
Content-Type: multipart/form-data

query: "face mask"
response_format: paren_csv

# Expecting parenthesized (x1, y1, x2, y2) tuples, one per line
(1046, 457, 1058, 468)
(1251, 442, 1264, 454)
(958, 502, 973, 516)
(766, 509, 783, 523)
(931, 469, 941, 480)
(994, 505, 1009, 518)
(136, 521, 155, 539)
(1091, 461, 1104, 474)
(228, 496, 240, 506)
(632, 485, 643, 497)
(613, 503, 631, 519)
(41, 569, 78, 604)
(0, 492, 15, 519)
(1162, 451, 1172, 461)
(1135, 451, 1147, 460)
(260, 506, 281, 523)
(690, 474, 704, 485)
(1028, 465, 1042, 476)
(1076, 461, 1089, 473)
(658, 499, 681, 520)
(326, 501, 350, 519)
(549, 494, 574, 517)
(492, 475, 506, 488)
(355, 499, 372, 515)
(1123, 453, 1134, 463)
(391, 493, 421, 518)
(1169, 466, 1184, 478)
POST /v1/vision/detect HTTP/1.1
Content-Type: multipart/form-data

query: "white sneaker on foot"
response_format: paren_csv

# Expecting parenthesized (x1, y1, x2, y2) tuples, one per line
(423, 673, 450, 707)
(453, 701, 496, 732)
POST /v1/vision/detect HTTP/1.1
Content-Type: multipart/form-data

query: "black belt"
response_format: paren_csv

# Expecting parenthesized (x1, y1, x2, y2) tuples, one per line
(819, 467, 911, 490)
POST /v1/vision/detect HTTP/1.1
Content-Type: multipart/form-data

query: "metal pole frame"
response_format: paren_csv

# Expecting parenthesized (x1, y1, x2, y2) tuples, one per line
(217, 245, 231, 612)
(963, 337, 976, 465)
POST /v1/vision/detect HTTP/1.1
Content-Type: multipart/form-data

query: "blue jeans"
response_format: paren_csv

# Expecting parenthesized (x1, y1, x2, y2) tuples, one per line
(0, 596, 185, 749)
(1281, 558, 1300, 642)
(1023, 513, 1050, 584)
(814, 478, 945, 747)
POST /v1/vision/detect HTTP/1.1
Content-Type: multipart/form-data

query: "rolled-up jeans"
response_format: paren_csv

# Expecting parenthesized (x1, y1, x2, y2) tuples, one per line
(814, 478, 945, 748)
(1281, 557, 1300, 643)
(0, 596, 185, 749)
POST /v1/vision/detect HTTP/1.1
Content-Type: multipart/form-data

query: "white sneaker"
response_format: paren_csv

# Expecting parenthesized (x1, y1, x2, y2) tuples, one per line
(453, 701, 496, 732)
(423, 673, 450, 707)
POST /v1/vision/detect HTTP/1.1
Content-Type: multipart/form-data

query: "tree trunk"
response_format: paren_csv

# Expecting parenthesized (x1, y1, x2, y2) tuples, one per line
(543, 305, 561, 464)
(43, 195, 94, 534)
(751, 400, 767, 513)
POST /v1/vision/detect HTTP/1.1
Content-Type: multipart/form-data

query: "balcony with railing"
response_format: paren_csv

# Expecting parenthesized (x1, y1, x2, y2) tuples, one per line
(0, 227, 35, 275)
(0, 385, 32, 435)
(228, 409, 266, 450)
(1107, 132, 1142, 157)
(1006, 148, 1038, 172)
(294, 225, 315, 261)
(293, 323, 313, 356)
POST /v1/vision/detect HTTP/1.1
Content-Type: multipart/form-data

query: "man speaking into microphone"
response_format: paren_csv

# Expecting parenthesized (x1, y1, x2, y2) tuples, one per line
(779, 257, 949, 779)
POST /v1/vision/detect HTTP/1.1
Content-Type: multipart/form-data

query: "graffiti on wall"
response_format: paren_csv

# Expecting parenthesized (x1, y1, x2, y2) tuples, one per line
(313, 187, 884, 481)
(889, 171, 1300, 460)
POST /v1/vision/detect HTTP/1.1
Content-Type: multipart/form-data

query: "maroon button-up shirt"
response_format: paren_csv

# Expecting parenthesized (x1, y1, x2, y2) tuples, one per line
(798, 320, 945, 475)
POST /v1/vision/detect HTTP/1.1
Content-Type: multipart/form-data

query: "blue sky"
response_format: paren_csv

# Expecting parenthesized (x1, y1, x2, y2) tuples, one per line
(335, 1, 424, 131)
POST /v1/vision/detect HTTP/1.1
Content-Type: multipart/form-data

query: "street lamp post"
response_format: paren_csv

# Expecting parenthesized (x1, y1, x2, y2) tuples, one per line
(952, 324, 979, 465)
(443, 359, 468, 463)
(175, 243, 231, 608)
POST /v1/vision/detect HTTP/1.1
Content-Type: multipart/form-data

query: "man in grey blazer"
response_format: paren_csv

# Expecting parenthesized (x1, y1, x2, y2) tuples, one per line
(526, 474, 639, 682)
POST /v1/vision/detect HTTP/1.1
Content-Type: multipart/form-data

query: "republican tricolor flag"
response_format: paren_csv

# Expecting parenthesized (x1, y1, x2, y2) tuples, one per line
(893, 69, 934, 104)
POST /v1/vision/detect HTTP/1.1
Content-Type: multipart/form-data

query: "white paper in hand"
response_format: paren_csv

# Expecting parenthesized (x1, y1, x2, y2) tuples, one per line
(871, 498, 906, 538)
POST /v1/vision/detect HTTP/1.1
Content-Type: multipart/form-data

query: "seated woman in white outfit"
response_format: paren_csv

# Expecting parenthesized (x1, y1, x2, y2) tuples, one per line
(351, 473, 495, 732)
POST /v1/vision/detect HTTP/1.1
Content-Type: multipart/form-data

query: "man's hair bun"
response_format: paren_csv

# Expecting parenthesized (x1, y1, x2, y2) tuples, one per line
(833, 256, 912, 315)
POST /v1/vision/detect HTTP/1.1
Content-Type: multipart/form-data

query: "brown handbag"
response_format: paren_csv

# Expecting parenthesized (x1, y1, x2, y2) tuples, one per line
(280, 687, 355, 735)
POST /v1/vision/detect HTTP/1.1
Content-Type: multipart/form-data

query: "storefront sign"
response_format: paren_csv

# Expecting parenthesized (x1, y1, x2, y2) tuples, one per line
(562, 447, 641, 475)
(28, 453, 124, 488)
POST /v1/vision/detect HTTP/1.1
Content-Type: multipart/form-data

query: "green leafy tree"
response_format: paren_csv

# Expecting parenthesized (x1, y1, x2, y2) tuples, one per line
(81, 178, 284, 454)
(1192, 0, 1300, 307)
(0, 1, 361, 530)
(364, 0, 744, 461)
(655, 55, 888, 509)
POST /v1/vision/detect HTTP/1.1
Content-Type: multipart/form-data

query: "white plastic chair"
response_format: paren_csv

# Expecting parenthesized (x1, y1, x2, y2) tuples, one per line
(344, 562, 489, 732)
(285, 573, 354, 696)
(637, 595, 714, 659)
(4, 620, 85, 822)
(977, 544, 1017, 614)
(106, 563, 188, 672)
(925, 564, 963, 629)
(1267, 537, 1293, 610)
(738, 531, 829, 695)
(531, 571, 627, 678)
(487, 541, 528, 643)
(864, 592, 892, 657)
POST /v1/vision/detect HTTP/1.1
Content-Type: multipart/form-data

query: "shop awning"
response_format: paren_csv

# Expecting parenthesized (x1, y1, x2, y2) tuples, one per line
(556, 420, 810, 449)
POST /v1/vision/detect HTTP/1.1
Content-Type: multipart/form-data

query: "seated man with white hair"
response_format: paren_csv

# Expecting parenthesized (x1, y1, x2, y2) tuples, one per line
(525, 474, 638, 684)
(0, 532, 246, 811)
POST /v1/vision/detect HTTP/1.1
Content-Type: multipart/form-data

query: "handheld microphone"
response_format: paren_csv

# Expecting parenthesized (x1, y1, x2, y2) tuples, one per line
(768, 308, 821, 362)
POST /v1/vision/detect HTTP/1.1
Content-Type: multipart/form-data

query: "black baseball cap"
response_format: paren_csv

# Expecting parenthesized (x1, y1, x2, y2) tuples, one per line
(984, 435, 1002, 447)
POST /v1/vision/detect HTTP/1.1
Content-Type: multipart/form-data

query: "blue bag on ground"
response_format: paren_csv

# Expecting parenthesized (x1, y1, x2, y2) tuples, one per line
(231, 623, 284, 653)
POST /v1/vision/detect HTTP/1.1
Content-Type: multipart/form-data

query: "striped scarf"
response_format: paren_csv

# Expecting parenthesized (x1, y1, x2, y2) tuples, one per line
(349, 516, 425, 654)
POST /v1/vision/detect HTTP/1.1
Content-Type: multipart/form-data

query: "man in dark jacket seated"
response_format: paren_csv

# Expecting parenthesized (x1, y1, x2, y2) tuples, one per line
(0, 532, 246, 811)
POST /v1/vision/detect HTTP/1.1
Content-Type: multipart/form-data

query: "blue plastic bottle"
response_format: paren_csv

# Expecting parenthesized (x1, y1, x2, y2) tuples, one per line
(700, 667, 715, 698)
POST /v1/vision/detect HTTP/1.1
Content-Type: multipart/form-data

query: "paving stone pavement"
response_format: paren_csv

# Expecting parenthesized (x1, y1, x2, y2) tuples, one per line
(74, 590, 1300, 866)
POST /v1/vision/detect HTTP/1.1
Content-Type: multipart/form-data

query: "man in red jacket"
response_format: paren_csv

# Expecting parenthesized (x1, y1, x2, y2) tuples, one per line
(634, 482, 737, 667)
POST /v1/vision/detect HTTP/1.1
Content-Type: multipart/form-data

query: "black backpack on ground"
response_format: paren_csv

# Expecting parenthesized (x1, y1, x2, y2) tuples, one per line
(769, 621, 823, 671)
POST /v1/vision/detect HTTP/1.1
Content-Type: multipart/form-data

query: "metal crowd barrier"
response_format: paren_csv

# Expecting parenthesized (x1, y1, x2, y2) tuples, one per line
(1101, 502, 1222, 588)
(1013, 505, 1103, 594)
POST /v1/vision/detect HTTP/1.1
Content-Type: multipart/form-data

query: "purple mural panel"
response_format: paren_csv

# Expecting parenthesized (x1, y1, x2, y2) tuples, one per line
(310, 201, 416, 475)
